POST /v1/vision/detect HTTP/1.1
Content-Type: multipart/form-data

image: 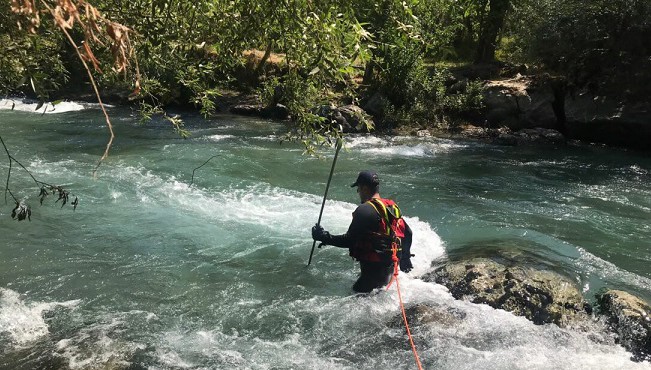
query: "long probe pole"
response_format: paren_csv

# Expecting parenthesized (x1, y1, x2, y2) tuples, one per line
(308, 139, 343, 266)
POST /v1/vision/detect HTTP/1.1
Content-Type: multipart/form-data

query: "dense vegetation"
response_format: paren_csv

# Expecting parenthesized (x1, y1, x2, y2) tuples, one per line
(2, 0, 650, 144)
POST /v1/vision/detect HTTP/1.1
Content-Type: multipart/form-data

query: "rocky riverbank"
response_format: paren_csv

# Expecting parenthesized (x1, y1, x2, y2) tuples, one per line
(213, 72, 651, 150)
(10, 65, 651, 151)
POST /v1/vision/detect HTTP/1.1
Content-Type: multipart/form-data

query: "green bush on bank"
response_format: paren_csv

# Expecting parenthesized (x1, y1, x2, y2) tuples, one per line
(368, 44, 485, 130)
(503, 0, 651, 97)
(2, 0, 649, 145)
(0, 3, 68, 102)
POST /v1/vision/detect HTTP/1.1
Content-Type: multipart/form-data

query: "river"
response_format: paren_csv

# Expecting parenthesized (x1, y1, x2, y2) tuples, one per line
(1, 100, 650, 369)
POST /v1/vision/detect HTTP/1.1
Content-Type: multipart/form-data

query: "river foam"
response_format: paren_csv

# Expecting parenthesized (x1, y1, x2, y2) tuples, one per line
(0, 288, 79, 347)
(144, 278, 650, 370)
(0, 98, 88, 114)
(345, 135, 472, 158)
(53, 310, 150, 370)
(101, 162, 446, 276)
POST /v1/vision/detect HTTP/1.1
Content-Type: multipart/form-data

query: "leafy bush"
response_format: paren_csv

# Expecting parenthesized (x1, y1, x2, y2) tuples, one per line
(504, 0, 651, 96)
(370, 44, 485, 128)
(0, 5, 68, 101)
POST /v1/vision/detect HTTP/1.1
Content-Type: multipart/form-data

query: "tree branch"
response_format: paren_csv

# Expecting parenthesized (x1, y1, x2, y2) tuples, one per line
(1, 134, 79, 221)
(39, 1, 115, 177)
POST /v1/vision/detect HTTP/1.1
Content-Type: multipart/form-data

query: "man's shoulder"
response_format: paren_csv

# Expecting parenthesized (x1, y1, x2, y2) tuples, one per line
(364, 197, 399, 209)
(354, 201, 374, 212)
(354, 201, 381, 218)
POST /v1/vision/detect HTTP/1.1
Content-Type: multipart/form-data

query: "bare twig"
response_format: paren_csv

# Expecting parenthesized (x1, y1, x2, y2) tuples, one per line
(1, 134, 44, 204)
(1, 135, 17, 204)
(189, 155, 220, 186)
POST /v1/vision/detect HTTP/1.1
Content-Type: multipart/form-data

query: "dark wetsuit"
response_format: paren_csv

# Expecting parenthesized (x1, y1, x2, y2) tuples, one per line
(325, 201, 413, 293)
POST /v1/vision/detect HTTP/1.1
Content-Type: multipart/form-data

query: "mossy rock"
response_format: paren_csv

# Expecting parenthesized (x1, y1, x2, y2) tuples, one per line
(428, 258, 591, 328)
(596, 290, 651, 362)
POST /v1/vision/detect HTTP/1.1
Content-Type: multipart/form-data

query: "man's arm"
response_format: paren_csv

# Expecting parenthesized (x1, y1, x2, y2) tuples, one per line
(400, 221, 414, 272)
(312, 203, 378, 248)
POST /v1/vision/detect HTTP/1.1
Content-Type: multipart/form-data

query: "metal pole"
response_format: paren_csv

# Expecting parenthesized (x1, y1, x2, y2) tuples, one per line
(308, 138, 343, 266)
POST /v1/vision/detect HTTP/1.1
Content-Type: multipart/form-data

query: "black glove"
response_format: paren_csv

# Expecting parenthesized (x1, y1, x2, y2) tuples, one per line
(400, 255, 413, 273)
(311, 224, 331, 243)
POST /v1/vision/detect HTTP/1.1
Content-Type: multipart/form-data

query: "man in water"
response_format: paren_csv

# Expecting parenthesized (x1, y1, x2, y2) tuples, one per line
(312, 170, 413, 293)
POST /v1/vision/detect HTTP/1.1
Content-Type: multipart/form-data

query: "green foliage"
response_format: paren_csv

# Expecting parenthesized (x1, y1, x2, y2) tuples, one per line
(441, 79, 485, 116)
(359, 0, 486, 129)
(3, 0, 647, 146)
(504, 0, 651, 94)
(137, 101, 190, 139)
(250, 4, 374, 151)
(418, 0, 483, 60)
(0, 4, 68, 101)
(261, 72, 337, 153)
(417, 0, 471, 60)
(376, 43, 427, 107)
(380, 59, 485, 128)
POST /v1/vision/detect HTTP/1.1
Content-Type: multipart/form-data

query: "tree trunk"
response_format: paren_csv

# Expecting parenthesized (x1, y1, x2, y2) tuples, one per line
(474, 0, 510, 64)
(255, 41, 274, 76)
(550, 78, 569, 137)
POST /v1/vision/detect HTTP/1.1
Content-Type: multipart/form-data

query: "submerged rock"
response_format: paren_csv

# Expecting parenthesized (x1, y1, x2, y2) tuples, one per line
(492, 127, 566, 146)
(387, 303, 466, 329)
(457, 125, 565, 146)
(426, 258, 591, 328)
(512, 127, 565, 144)
(230, 103, 289, 120)
(596, 290, 651, 362)
(230, 104, 260, 117)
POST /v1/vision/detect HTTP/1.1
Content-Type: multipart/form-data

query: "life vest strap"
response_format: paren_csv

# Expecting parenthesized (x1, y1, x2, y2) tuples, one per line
(366, 197, 402, 236)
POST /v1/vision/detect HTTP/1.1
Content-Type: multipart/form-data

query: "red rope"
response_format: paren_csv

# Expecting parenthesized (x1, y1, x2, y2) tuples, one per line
(386, 245, 424, 370)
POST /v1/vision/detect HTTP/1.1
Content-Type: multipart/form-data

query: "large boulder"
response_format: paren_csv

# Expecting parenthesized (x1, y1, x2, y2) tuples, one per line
(483, 75, 560, 130)
(337, 105, 374, 132)
(482, 74, 651, 149)
(564, 95, 651, 149)
(425, 258, 591, 328)
(596, 290, 651, 361)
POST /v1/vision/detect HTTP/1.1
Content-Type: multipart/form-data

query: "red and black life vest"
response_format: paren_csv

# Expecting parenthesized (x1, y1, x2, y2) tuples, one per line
(350, 197, 406, 263)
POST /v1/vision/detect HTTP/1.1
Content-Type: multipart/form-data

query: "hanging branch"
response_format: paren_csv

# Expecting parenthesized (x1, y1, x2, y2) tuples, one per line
(1, 135, 79, 221)
(47, 8, 115, 177)
(10, 0, 141, 176)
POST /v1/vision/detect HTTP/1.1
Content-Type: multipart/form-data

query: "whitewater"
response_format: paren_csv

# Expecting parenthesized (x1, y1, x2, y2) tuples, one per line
(1, 102, 650, 369)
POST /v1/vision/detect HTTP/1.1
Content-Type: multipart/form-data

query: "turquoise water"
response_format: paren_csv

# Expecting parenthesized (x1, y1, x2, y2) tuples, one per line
(0, 101, 650, 369)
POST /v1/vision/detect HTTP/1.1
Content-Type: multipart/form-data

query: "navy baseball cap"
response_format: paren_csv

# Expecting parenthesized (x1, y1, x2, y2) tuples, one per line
(351, 170, 380, 187)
